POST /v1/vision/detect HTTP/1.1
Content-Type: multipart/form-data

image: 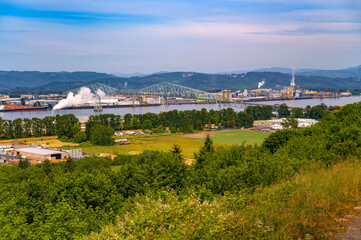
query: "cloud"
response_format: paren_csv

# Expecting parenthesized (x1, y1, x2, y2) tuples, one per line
(0, 0, 360, 73)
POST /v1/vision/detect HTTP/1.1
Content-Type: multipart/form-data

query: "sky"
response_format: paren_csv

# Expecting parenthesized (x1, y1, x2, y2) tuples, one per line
(0, 0, 361, 74)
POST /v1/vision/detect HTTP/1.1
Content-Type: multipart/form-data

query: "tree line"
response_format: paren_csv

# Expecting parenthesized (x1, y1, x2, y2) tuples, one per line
(86, 108, 254, 135)
(0, 103, 332, 142)
(0, 115, 79, 140)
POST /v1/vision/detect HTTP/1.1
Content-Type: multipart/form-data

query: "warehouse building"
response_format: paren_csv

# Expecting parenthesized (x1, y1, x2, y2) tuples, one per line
(15, 148, 68, 164)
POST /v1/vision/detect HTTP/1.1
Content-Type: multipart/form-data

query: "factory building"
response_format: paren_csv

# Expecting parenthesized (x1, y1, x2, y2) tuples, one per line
(15, 148, 68, 164)
(222, 90, 232, 102)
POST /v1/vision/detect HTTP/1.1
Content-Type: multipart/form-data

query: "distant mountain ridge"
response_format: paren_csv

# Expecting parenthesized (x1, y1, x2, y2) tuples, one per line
(1, 65, 360, 94)
(248, 65, 361, 78)
(297, 65, 361, 78)
(6, 71, 360, 95)
(112, 72, 146, 78)
(0, 71, 116, 90)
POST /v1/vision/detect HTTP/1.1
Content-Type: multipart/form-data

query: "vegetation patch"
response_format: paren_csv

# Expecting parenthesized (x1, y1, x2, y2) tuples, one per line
(198, 129, 270, 145)
(84, 160, 361, 239)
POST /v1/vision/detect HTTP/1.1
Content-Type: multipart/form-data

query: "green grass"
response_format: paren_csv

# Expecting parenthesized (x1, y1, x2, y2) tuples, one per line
(64, 130, 270, 159)
(199, 130, 270, 145)
(64, 133, 204, 159)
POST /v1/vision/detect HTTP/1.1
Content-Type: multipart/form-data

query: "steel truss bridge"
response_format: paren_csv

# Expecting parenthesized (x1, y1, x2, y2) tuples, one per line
(118, 82, 221, 101)
(65, 82, 219, 99)
(64, 83, 118, 96)
(63, 82, 280, 112)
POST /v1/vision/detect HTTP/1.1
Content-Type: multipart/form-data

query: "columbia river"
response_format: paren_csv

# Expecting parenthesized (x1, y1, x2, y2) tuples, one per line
(1, 96, 361, 121)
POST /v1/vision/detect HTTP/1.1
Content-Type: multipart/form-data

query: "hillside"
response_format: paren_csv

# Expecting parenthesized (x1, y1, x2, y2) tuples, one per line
(64, 71, 361, 92)
(1, 70, 361, 94)
(298, 65, 361, 79)
(0, 71, 116, 90)
(243, 65, 361, 79)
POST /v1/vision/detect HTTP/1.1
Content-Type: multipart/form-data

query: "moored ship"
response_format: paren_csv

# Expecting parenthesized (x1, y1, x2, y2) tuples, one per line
(0, 104, 48, 112)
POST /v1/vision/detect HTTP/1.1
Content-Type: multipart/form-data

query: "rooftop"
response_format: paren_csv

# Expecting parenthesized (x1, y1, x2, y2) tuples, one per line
(16, 148, 66, 156)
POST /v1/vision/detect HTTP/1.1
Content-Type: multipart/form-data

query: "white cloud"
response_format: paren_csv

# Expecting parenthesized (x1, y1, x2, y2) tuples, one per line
(1, 0, 361, 73)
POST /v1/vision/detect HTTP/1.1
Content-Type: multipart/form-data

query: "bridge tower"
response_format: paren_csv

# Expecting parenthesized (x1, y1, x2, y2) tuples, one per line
(160, 95, 169, 112)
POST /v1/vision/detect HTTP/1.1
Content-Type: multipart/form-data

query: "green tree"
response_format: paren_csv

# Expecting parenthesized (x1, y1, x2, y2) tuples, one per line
(310, 104, 327, 120)
(236, 112, 254, 128)
(43, 159, 52, 175)
(64, 157, 74, 173)
(281, 116, 298, 129)
(18, 155, 30, 169)
(278, 103, 290, 118)
(90, 125, 114, 146)
(169, 144, 183, 161)
(74, 132, 87, 143)
(142, 119, 153, 131)
(291, 107, 304, 118)
(195, 135, 215, 167)
(20, 98, 26, 106)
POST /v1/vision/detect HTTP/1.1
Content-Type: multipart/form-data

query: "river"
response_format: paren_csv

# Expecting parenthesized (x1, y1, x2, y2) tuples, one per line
(252, 95, 361, 108)
(1, 96, 360, 121)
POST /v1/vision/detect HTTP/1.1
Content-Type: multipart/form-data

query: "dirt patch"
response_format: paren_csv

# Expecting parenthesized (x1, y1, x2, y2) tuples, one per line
(184, 158, 195, 165)
(183, 132, 215, 139)
(128, 151, 142, 155)
(183, 129, 242, 139)
(334, 204, 361, 239)
(224, 133, 237, 136)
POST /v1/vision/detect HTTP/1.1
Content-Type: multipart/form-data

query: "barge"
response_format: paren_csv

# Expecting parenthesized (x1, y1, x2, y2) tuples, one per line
(0, 105, 48, 112)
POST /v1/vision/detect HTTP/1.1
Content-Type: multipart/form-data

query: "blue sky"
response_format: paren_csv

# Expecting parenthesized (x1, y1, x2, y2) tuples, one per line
(1, 0, 360, 73)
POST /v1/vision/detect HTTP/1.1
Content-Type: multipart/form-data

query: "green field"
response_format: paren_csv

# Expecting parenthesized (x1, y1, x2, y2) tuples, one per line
(61, 130, 270, 159)
(199, 130, 270, 145)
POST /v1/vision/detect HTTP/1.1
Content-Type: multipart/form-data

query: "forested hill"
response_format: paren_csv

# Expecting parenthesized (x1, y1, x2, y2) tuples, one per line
(298, 65, 361, 79)
(36, 72, 361, 93)
(253, 65, 361, 79)
(1, 70, 361, 94)
(120, 71, 360, 90)
(0, 71, 117, 90)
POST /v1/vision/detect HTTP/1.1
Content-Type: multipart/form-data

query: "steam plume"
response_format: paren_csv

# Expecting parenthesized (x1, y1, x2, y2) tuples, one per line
(96, 89, 106, 98)
(258, 79, 265, 89)
(290, 70, 296, 87)
(53, 87, 106, 110)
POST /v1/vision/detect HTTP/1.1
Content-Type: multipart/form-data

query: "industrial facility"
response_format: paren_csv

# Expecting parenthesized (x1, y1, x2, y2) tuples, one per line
(0, 143, 85, 165)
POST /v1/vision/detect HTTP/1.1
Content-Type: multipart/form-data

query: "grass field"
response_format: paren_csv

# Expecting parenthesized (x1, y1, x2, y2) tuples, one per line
(1, 130, 270, 159)
(68, 134, 205, 159)
(71, 130, 270, 158)
(28, 139, 79, 148)
(198, 130, 270, 145)
(0, 136, 58, 143)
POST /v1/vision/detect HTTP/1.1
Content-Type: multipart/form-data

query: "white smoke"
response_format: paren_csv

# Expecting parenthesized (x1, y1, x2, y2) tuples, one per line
(258, 79, 266, 89)
(290, 70, 296, 87)
(96, 89, 106, 98)
(53, 87, 106, 110)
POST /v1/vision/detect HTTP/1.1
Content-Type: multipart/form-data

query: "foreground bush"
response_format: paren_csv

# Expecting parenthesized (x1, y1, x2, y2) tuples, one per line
(83, 160, 361, 239)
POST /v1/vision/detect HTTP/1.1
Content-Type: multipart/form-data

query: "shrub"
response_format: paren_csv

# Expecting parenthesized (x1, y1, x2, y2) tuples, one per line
(90, 125, 114, 146)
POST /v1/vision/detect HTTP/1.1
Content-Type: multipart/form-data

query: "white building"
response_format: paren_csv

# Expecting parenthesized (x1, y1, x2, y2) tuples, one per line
(267, 118, 318, 130)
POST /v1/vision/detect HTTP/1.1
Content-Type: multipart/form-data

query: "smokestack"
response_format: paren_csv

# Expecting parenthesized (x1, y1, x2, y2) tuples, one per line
(290, 70, 296, 87)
